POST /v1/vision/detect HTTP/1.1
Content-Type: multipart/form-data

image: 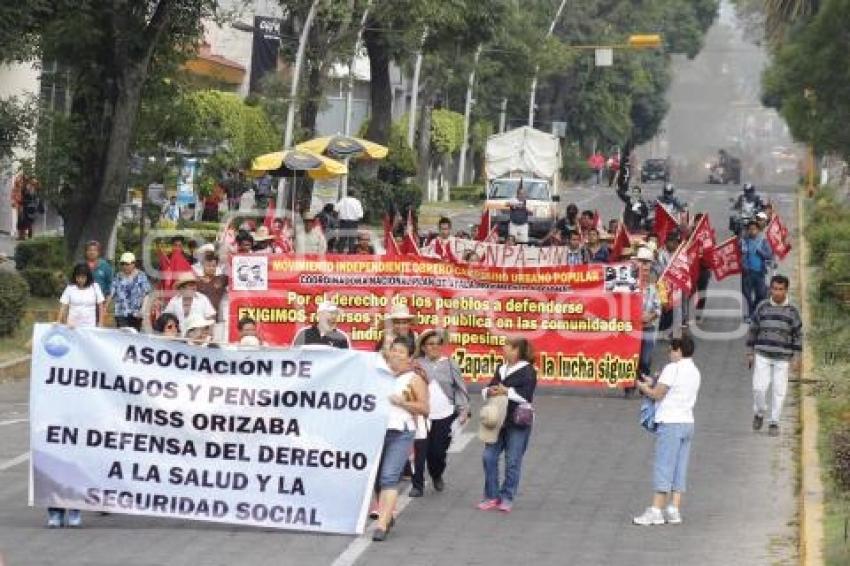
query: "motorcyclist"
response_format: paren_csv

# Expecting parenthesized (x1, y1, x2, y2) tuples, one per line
(730, 183, 766, 234)
(655, 183, 687, 213)
(616, 184, 649, 232)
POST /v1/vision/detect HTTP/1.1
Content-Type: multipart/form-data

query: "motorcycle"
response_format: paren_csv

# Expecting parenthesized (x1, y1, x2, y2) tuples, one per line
(728, 198, 762, 236)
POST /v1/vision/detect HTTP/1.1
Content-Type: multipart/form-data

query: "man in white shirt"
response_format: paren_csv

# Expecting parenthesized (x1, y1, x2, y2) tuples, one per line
(334, 194, 364, 252)
(163, 273, 216, 331)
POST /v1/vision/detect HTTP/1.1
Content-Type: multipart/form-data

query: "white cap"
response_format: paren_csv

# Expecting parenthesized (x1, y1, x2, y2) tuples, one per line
(756, 212, 768, 220)
(387, 303, 415, 320)
(119, 252, 136, 264)
(196, 243, 215, 257)
(317, 301, 340, 314)
(635, 247, 655, 262)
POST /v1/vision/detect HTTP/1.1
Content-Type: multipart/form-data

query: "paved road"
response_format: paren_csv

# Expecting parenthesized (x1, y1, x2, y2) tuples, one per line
(0, 182, 799, 565)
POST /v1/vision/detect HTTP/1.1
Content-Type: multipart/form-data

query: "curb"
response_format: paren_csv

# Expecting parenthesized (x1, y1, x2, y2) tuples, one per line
(0, 355, 31, 381)
(798, 189, 824, 566)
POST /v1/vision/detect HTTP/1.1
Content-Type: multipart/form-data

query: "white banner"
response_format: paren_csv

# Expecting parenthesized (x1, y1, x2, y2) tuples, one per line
(29, 324, 395, 534)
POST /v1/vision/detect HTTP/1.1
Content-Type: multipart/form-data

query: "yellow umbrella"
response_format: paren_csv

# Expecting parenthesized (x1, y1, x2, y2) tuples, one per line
(297, 135, 389, 160)
(250, 149, 348, 180)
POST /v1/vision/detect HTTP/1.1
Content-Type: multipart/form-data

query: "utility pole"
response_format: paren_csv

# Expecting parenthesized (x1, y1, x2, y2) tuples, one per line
(407, 29, 428, 148)
(278, 0, 321, 217)
(528, 0, 567, 127)
(457, 44, 482, 187)
(499, 98, 507, 133)
(341, 0, 371, 198)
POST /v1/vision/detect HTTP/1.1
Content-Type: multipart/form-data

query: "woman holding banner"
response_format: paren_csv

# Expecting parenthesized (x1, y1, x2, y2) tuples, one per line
(373, 337, 430, 542)
(52, 263, 106, 527)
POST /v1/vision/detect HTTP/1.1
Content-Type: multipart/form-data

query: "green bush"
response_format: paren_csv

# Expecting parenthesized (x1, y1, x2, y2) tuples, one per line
(561, 143, 592, 182)
(806, 220, 850, 265)
(820, 250, 850, 303)
(20, 267, 64, 298)
(14, 236, 66, 270)
(0, 271, 30, 336)
(830, 425, 850, 493)
(353, 177, 422, 224)
(451, 184, 485, 202)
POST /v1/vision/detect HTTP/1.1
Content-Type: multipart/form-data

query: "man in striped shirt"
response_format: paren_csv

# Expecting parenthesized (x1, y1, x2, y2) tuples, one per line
(746, 275, 802, 436)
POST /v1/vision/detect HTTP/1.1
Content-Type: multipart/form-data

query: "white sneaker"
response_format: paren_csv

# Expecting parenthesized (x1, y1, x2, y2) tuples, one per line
(665, 505, 682, 525)
(633, 506, 665, 526)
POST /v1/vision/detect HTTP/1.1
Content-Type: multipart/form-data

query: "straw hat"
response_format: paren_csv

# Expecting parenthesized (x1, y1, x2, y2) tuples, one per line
(183, 315, 214, 334)
(119, 252, 136, 264)
(387, 303, 415, 320)
(253, 226, 274, 242)
(635, 247, 655, 262)
(174, 272, 198, 289)
(478, 395, 509, 444)
(317, 301, 340, 314)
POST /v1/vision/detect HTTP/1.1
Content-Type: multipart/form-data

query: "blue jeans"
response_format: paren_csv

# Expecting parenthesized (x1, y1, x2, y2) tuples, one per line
(639, 328, 657, 377)
(482, 426, 532, 502)
(742, 270, 767, 317)
(378, 429, 415, 489)
(653, 423, 695, 493)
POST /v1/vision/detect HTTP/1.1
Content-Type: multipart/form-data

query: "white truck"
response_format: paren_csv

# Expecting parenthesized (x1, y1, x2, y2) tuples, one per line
(483, 126, 562, 241)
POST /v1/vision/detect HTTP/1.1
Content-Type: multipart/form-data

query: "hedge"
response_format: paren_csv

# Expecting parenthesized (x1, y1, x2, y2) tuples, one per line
(450, 184, 485, 202)
(14, 236, 66, 270)
(20, 267, 65, 298)
(0, 270, 30, 336)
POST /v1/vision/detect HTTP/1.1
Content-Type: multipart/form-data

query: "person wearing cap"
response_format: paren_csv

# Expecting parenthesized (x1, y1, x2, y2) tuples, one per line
(184, 314, 215, 346)
(479, 337, 537, 513)
(107, 252, 151, 331)
(292, 301, 350, 348)
(635, 246, 661, 380)
(84, 240, 113, 300)
(299, 212, 328, 255)
(410, 329, 470, 496)
(376, 303, 417, 355)
(740, 220, 773, 322)
(656, 232, 682, 333)
(163, 273, 216, 330)
(755, 210, 769, 231)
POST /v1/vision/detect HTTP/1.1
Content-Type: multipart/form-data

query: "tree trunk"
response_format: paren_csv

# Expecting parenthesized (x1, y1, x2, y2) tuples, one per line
(300, 59, 322, 140)
(416, 92, 435, 197)
(71, 63, 148, 260)
(363, 23, 392, 146)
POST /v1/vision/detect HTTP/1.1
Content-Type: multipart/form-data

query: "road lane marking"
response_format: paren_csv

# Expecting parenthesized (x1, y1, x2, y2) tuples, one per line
(0, 452, 28, 472)
(0, 419, 28, 427)
(332, 430, 476, 566)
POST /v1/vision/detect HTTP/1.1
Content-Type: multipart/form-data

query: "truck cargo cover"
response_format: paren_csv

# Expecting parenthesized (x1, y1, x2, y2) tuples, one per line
(485, 126, 560, 180)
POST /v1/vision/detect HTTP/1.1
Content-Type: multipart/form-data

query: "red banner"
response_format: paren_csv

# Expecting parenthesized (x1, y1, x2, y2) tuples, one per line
(709, 237, 743, 280)
(228, 255, 642, 389)
(765, 214, 792, 260)
(654, 202, 679, 244)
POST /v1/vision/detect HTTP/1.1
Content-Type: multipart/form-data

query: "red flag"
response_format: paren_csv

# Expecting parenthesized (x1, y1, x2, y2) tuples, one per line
(708, 236, 743, 280)
(484, 225, 500, 243)
(765, 214, 792, 260)
(400, 209, 420, 256)
(688, 214, 716, 285)
(610, 222, 631, 261)
(654, 202, 679, 244)
(263, 198, 276, 229)
(658, 243, 694, 307)
(383, 213, 401, 257)
(157, 246, 172, 291)
(476, 208, 492, 241)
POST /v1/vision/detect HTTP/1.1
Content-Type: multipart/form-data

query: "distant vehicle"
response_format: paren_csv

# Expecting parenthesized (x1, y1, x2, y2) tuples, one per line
(484, 126, 561, 241)
(707, 152, 741, 184)
(640, 158, 669, 183)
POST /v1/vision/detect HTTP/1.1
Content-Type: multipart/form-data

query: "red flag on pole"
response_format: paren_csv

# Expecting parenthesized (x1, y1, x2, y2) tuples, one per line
(263, 198, 276, 229)
(654, 202, 679, 244)
(400, 209, 420, 256)
(476, 208, 492, 241)
(610, 221, 631, 261)
(657, 244, 694, 307)
(157, 245, 172, 291)
(708, 236, 743, 280)
(383, 213, 401, 257)
(764, 214, 792, 260)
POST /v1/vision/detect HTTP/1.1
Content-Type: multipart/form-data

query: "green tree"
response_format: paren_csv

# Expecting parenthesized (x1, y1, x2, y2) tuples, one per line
(5, 0, 221, 259)
(761, 0, 850, 159)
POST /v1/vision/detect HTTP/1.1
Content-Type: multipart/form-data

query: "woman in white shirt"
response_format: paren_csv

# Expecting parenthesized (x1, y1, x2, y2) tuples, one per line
(372, 337, 429, 542)
(58, 263, 105, 329)
(633, 336, 701, 526)
(162, 273, 216, 330)
(52, 263, 105, 528)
